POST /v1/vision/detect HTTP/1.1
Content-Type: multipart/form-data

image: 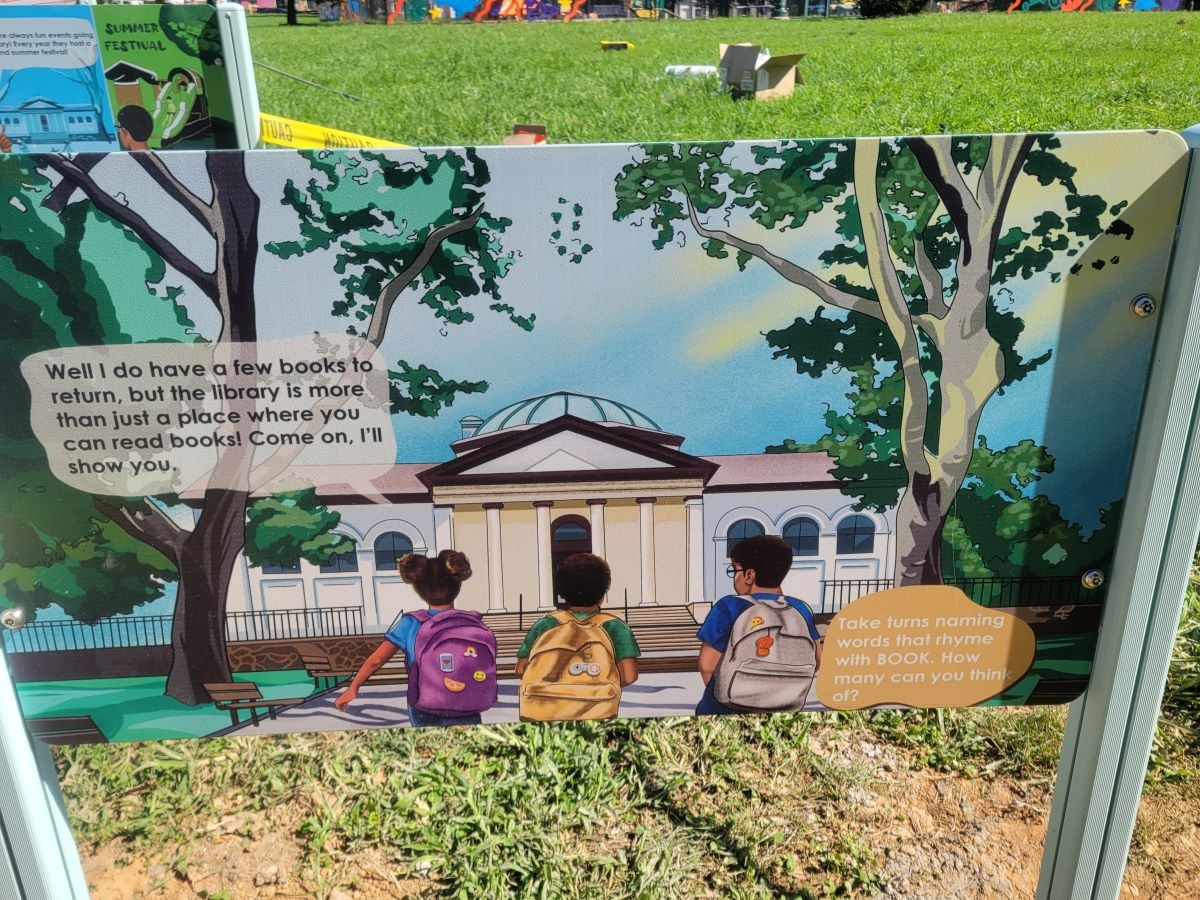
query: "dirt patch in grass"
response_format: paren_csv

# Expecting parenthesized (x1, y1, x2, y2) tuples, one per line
(76, 730, 1200, 899)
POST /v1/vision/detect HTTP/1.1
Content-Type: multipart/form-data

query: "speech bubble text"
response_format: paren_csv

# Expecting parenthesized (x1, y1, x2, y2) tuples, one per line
(21, 335, 398, 497)
(0, 19, 99, 70)
(814, 586, 1036, 709)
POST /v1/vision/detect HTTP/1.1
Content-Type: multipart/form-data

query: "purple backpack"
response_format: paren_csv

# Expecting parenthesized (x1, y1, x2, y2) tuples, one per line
(406, 609, 498, 717)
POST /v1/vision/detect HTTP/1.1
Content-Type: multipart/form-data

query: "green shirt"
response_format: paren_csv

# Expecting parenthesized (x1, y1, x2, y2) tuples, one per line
(516, 612, 641, 660)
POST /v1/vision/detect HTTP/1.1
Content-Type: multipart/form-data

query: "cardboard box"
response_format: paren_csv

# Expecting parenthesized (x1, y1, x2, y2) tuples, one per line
(718, 44, 805, 101)
(502, 124, 548, 146)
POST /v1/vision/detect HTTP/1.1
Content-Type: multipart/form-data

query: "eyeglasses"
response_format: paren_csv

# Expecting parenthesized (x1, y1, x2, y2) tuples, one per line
(725, 565, 746, 578)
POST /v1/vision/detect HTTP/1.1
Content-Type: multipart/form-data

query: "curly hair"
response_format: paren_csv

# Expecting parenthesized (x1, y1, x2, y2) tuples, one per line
(554, 553, 611, 608)
(398, 550, 472, 605)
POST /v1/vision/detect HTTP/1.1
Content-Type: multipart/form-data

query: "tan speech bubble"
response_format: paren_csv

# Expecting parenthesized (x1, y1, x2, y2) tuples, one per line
(21, 335, 397, 497)
(814, 586, 1036, 710)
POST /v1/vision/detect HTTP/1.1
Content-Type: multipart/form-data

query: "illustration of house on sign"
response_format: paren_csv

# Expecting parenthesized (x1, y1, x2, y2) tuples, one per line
(0, 97, 107, 149)
(212, 391, 898, 633)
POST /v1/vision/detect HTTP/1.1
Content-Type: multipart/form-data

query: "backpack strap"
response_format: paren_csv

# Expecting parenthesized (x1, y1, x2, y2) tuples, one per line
(407, 609, 433, 625)
(735, 593, 787, 609)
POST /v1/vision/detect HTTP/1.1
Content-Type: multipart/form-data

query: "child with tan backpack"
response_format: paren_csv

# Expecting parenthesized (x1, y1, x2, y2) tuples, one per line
(515, 553, 640, 722)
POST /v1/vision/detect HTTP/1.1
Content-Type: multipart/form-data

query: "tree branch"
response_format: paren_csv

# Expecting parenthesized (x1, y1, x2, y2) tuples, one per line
(978, 133, 1037, 266)
(362, 205, 487, 348)
(130, 153, 216, 232)
(683, 196, 885, 322)
(36, 154, 219, 302)
(93, 497, 186, 563)
(854, 138, 932, 478)
(41, 155, 101, 213)
(909, 137, 981, 267)
(914, 236, 948, 319)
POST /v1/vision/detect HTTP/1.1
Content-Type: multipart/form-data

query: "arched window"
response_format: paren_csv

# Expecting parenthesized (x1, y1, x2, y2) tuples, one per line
(552, 518, 590, 543)
(373, 531, 414, 571)
(836, 515, 876, 555)
(320, 548, 359, 573)
(782, 517, 821, 557)
(725, 518, 765, 556)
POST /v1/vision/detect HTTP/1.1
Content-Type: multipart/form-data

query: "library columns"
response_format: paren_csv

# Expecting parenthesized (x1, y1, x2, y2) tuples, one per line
(637, 497, 657, 606)
(534, 500, 555, 609)
(483, 502, 505, 613)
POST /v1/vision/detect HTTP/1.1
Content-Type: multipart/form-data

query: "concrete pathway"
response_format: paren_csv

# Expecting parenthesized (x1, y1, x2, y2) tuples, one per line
(220, 672, 828, 737)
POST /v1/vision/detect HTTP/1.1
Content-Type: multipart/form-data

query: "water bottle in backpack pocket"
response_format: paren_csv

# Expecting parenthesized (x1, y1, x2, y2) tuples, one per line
(407, 609, 498, 717)
(519, 611, 622, 722)
(712, 596, 816, 713)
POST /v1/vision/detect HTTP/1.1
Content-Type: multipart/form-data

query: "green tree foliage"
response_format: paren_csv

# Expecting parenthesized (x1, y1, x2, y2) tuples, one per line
(940, 439, 1121, 579)
(158, 5, 224, 66)
(269, 149, 528, 419)
(244, 490, 353, 569)
(615, 136, 1132, 582)
(0, 156, 183, 621)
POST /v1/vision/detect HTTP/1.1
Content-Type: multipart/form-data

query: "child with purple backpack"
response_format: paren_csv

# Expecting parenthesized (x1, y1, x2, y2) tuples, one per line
(334, 550, 498, 728)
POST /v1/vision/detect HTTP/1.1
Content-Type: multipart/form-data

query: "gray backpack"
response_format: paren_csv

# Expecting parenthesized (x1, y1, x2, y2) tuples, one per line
(712, 595, 817, 712)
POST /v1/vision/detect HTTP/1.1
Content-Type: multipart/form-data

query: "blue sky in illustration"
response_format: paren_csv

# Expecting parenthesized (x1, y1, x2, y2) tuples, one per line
(0, 6, 118, 152)
(225, 136, 1184, 529)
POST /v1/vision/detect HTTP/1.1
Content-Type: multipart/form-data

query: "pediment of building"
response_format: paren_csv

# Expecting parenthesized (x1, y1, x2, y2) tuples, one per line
(418, 415, 717, 487)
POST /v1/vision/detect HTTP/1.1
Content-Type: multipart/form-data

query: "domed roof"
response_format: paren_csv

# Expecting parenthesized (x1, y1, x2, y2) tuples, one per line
(473, 390, 662, 436)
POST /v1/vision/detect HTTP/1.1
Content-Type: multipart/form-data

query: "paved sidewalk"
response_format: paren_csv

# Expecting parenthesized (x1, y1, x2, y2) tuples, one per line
(220, 671, 827, 736)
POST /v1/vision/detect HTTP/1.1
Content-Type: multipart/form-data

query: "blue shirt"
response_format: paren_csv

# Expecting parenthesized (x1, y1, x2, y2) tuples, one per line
(384, 608, 448, 663)
(696, 593, 820, 651)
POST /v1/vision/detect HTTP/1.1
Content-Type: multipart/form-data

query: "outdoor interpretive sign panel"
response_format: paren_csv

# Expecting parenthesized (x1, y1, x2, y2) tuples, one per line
(0, 3, 238, 155)
(0, 131, 1190, 743)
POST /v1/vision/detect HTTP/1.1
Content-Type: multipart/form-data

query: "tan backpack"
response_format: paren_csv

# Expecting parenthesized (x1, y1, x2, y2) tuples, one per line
(519, 610, 622, 722)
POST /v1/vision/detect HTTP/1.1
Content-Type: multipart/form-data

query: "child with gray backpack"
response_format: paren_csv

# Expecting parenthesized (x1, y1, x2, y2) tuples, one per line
(695, 534, 822, 716)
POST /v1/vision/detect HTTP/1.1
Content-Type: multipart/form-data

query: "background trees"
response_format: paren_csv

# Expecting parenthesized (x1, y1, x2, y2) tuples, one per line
(615, 136, 1133, 584)
(6, 148, 526, 702)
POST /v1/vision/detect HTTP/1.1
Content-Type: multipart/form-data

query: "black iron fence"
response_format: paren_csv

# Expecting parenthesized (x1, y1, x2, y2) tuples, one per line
(2, 575, 1105, 654)
(2, 606, 366, 654)
(945, 576, 1106, 609)
(226, 606, 365, 642)
(818, 575, 1107, 614)
(0, 615, 174, 654)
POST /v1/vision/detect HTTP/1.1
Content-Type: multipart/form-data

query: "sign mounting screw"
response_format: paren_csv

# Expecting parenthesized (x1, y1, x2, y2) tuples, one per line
(1081, 570, 1106, 590)
(1130, 295, 1156, 318)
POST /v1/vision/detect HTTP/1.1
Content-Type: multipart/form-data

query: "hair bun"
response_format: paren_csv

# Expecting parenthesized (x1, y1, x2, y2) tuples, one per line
(397, 553, 428, 584)
(440, 550, 472, 582)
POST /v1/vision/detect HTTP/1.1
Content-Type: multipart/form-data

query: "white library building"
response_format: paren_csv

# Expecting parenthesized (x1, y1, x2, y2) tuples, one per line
(219, 391, 898, 631)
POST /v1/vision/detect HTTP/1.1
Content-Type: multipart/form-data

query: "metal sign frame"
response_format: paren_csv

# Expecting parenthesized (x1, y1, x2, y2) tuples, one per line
(1034, 125, 1200, 900)
(0, 9, 1198, 893)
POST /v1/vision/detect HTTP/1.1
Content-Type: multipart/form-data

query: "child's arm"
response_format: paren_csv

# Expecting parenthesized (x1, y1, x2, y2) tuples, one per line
(334, 640, 399, 710)
(618, 657, 638, 686)
(514, 657, 528, 677)
(698, 642, 721, 684)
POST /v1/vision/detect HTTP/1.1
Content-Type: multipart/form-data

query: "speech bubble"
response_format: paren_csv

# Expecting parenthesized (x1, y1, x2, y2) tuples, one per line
(21, 335, 398, 497)
(814, 586, 1036, 710)
(0, 19, 99, 70)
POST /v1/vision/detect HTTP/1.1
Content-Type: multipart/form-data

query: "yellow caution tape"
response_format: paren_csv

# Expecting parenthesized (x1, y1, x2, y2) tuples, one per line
(259, 113, 406, 150)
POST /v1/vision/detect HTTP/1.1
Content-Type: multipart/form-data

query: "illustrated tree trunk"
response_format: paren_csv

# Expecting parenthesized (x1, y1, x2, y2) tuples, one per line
(162, 153, 261, 704)
(288, 0, 299, 25)
(893, 316, 1006, 586)
(165, 488, 248, 703)
(40, 151, 264, 705)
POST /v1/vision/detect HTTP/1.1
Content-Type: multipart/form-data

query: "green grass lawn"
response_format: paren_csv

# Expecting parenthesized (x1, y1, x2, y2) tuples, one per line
(248, 15, 1200, 145)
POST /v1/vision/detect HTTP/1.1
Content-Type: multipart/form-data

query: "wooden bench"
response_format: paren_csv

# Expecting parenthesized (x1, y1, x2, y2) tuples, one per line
(25, 715, 106, 745)
(203, 682, 304, 727)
